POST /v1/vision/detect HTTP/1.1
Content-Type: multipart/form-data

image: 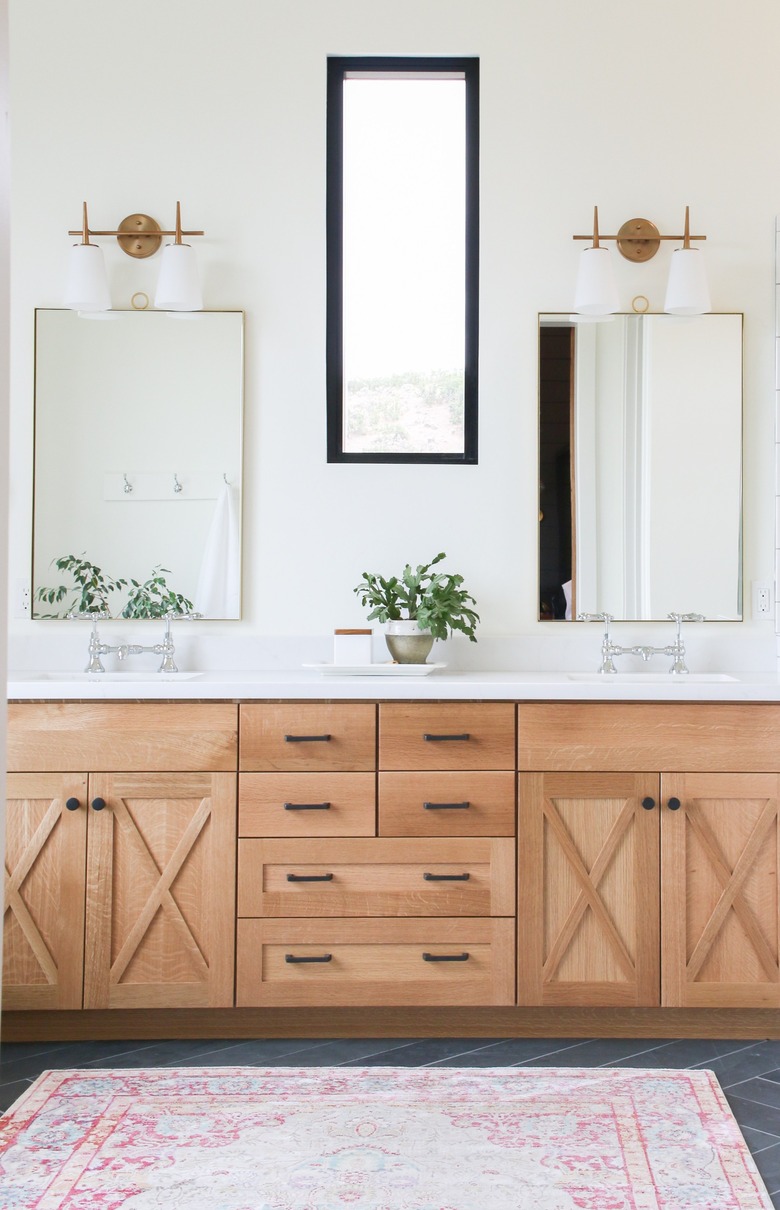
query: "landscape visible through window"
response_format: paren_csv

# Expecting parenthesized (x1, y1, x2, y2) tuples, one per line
(342, 76, 465, 454)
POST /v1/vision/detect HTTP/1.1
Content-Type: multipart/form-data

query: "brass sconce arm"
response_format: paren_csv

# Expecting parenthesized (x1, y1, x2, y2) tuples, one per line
(68, 200, 204, 259)
(573, 205, 706, 262)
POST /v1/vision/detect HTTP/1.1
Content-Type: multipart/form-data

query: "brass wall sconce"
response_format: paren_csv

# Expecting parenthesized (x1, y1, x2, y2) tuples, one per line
(65, 201, 205, 313)
(572, 205, 710, 316)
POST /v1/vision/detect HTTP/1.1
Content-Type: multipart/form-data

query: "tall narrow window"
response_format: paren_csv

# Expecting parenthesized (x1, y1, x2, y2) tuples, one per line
(327, 57, 479, 463)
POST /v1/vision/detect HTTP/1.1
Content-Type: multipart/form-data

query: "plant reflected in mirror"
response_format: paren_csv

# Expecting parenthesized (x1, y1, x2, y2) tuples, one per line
(35, 553, 193, 619)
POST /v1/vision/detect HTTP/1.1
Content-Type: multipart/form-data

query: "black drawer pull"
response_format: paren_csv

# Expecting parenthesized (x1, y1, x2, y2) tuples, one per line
(284, 734, 331, 743)
(285, 953, 333, 964)
(65, 797, 81, 812)
(667, 797, 682, 811)
(424, 801, 471, 811)
(641, 797, 656, 811)
(284, 802, 332, 811)
(423, 733, 470, 742)
(423, 872, 470, 881)
(286, 872, 334, 882)
(91, 797, 106, 812)
(422, 952, 470, 962)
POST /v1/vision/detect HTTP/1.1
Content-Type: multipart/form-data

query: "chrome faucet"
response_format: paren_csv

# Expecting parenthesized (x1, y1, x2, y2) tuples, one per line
(578, 611, 619, 673)
(69, 610, 201, 673)
(578, 611, 705, 675)
(67, 610, 113, 673)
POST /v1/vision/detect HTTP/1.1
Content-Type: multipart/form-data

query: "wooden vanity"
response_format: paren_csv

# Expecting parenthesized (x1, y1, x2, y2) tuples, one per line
(3, 697, 779, 1041)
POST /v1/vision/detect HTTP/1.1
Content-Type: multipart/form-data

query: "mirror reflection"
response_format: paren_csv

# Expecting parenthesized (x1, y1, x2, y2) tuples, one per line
(33, 309, 243, 619)
(539, 313, 742, 622)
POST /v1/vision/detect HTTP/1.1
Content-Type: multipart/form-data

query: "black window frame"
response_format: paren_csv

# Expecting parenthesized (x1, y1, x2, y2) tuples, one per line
(326, 55, 479, 464)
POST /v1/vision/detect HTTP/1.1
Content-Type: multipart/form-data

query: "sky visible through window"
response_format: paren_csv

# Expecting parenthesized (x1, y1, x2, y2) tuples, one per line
(342, 76, 466, 454)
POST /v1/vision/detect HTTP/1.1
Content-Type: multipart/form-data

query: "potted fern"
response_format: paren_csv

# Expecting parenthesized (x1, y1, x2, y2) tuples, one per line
(353, 552, 479, 664)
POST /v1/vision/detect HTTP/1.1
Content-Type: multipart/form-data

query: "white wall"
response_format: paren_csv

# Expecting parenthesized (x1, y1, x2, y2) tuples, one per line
(7, 0, 780, 668)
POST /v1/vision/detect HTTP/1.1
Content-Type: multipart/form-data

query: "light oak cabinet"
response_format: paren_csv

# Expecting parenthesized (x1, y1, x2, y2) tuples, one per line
(236, 701, 516, 1007)
(518, 705, 780, 1011)
(6, 695, 780, 1035)
(4, 704, 238, 1011)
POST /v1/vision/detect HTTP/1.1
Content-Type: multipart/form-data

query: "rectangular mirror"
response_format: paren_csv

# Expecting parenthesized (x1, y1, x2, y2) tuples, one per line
(33, 309, 244, 619)
(539, 312, 743, 622)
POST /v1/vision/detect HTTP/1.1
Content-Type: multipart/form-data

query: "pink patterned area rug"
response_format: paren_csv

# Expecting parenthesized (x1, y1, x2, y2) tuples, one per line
(0, 1065, 771, 1209)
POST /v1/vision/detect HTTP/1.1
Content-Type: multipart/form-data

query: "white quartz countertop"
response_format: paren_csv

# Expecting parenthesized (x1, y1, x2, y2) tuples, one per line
(8, 667, 780, 701)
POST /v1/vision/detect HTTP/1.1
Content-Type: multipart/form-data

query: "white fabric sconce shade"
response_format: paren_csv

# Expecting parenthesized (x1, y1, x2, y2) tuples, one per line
(64, 242, 111, 313)
(664, 247, 711, 316)
(64, 201, 204, 313)
(574, 246, 620, 316)
(573, 206, 710, 316)
(154, 242, 203, 312)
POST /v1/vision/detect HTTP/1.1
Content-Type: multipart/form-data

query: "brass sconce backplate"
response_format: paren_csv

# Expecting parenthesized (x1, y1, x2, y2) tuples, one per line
(116, 213, 162, 259)
(616, 218, 661, 262)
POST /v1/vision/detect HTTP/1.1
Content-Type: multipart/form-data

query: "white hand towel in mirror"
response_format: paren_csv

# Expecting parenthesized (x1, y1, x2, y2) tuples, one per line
(195, 481, 240, 617)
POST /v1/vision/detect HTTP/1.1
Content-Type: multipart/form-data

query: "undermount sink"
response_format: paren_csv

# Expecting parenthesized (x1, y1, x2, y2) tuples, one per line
(567, 672, 738, 684)
(25, 671, 203, 682)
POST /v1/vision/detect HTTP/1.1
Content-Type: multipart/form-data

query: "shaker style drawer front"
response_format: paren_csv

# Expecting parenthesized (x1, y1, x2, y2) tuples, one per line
(7, 703, 238, 773)
(517, 702, 780, 773)
(379, 772, 515, 836)
(379, 703, 515, 771)
(239, 773, 376, 837)
(237, 837, 515, 918)
(236, 917, 516, 1007)
(239, 704, 376, 772)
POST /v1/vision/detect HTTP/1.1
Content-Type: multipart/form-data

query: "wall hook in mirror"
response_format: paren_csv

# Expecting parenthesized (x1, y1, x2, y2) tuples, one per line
(173, 473, 183, 494)
(123, 474, 133, 494)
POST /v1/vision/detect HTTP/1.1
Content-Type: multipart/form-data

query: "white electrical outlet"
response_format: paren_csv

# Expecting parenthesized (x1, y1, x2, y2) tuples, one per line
(15, 580, 31, 619)
(752, 581, 773, 617)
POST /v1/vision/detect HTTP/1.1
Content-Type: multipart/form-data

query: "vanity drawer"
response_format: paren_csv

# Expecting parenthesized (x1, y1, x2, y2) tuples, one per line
(236, 917, 516, 1006)
(7, 702, 238, 772)
(237, 837, 515, 918)
(379, 771, 515, 836)
(379, 703, 515, 770)
(239, 773, 376, 837)
(517, 702, 780, 772)
(239, 704, 376, 772)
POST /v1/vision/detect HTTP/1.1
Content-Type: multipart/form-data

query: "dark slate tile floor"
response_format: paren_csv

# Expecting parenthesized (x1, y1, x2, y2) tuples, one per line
(1, 1034, 779, 1205)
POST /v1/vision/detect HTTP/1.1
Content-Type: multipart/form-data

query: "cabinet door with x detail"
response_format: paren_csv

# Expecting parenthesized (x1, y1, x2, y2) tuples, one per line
(662, 773, 780, 1009)
(517, 772, 661, 1007)
(3, 773, 88, 1010)
(83, 772, 236, 1009)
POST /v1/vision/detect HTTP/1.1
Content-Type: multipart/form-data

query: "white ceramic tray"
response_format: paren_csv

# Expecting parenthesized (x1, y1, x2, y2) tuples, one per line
(303, 662, 447, 677)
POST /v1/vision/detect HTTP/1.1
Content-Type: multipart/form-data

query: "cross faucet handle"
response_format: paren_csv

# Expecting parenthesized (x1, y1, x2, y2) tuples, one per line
(668, 612, 705, 623)
(66, 608, 111, 621)
(578, 612, 614, 623)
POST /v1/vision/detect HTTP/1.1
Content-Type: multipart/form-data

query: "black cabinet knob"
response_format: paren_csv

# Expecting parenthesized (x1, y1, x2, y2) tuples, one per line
(667, 797, 682, 811)
(641, 796, 656, 811)
(91, 797, 106, 811)
(65, 797, 80, 812)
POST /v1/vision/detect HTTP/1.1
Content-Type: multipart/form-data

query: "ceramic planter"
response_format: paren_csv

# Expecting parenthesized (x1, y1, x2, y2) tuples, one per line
(384, 619, 435, 664)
